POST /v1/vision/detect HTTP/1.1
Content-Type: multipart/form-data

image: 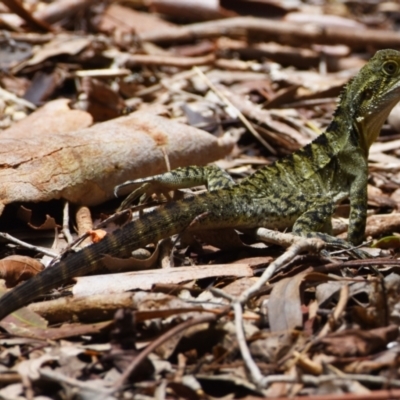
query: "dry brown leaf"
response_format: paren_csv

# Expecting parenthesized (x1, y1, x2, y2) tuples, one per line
(268, 274, 304, 332)
(218, 84, 309, 147)
(97, 3, 177, 35)
(0, 110, 235, 215)
(345, 345, 399, 374)
(80, 78, 125, 121)
(30, 292, 135, 323)
(315, 281, 345, 308)
(29, 291, 215, 324)
(133, 292, 215, 359)
(101, 247, 160, 272)
(318, 325, 398, 357)
(81, 233, 165, 274)
(0, 281, 48, 331)
(25, 35, 91, 67)
(220, 277, 259, 298)
(268, 271, 332, 332)
(0, 98, 92, 137)
(0, 255, 44, 287)
(3, 319, 112, 340)
(17, 206, 57, 230)
(271, 69, 351, 98)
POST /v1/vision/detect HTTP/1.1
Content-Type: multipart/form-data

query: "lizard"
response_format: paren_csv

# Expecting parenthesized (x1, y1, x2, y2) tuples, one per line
(0, 49, 400, 322)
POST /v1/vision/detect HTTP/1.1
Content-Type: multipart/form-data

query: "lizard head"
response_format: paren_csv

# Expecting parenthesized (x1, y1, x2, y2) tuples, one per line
(341, 49, 400, 152)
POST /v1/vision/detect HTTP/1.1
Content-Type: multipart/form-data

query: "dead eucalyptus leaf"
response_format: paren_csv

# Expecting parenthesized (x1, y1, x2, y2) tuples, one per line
(318, 325, 398, 357)
(0, 281, 48, 332)
(0, 98, 92, 137)
(0, 255, 44, 287)
(268, 271, 331, 332)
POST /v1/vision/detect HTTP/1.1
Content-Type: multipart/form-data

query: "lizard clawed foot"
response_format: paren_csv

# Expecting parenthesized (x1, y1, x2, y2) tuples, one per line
(305, 232, 371, 259)
(254, 228, 370, 259)
(115, 179, 175, 211)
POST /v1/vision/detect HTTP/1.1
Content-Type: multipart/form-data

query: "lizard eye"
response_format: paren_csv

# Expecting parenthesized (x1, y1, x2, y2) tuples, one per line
(383, 60, 398, 75)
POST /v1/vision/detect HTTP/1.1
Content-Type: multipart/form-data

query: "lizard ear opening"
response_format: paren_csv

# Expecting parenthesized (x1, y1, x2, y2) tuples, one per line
(383, 60, 398, 75)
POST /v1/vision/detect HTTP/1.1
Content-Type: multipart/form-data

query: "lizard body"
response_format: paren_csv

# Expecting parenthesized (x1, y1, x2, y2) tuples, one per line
(1, 49, 400, 321)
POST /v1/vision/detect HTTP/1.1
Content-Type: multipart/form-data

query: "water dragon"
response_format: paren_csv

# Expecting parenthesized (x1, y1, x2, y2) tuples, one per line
(1, 49, 400, 321)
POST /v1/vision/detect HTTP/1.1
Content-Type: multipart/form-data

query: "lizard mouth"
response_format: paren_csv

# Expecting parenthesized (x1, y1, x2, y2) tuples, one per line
(360, 82, 400, 150)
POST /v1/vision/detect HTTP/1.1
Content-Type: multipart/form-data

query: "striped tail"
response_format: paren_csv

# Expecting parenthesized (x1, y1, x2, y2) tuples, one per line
(0, 192, 224, 321)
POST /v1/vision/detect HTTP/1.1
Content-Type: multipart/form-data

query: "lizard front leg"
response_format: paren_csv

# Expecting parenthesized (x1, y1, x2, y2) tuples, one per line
(291, 197, 367, 257)
(292, 197, 335, 238)
(116, 165, 235, 209)
(347, 178, 367, 245)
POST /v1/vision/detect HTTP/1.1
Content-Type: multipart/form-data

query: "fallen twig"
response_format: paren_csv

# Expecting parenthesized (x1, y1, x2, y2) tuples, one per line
(138, 17, 400, 49)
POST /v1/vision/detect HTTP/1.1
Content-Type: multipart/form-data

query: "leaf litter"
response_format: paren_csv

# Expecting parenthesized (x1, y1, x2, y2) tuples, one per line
(1, 1, 400, 399)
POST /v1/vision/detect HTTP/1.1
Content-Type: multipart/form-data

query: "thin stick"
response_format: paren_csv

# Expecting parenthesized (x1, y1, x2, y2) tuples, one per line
(233, 301, 264, 387)
(110, 311, 227, 392)
(0, 232, 58, 258)
(194, 66, 275, 153)
(62, 200, 73, 245)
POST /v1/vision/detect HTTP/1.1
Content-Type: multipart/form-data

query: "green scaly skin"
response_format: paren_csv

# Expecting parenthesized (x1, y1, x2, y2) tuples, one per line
(1, 49, 400, 321)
